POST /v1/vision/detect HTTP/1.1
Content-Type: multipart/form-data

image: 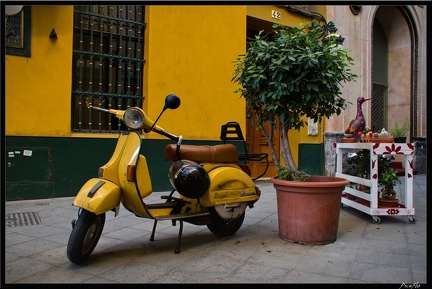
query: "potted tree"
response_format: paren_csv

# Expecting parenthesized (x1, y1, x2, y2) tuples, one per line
(232, 20, 357, 244)
(389, 117, 410, 143)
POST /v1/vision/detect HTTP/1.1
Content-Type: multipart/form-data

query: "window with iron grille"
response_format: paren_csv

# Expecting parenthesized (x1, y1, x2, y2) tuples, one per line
(371, 82, 387, 132)
(71, 5, 146, 133)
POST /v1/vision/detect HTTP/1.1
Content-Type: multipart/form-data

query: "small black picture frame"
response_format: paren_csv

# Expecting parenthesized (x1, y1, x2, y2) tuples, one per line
(6, 6, 32, 57)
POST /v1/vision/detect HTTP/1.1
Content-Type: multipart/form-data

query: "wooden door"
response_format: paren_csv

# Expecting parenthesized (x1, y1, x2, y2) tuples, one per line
(244, 25, 279, 179)
(245, 116, 279, 179)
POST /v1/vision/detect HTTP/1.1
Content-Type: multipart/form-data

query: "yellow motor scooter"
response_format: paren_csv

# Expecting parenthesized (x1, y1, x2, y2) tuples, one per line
(67, 94, 261, 264)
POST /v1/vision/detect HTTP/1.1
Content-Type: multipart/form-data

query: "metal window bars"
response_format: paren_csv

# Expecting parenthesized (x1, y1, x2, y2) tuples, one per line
(71, 5, 146, 133)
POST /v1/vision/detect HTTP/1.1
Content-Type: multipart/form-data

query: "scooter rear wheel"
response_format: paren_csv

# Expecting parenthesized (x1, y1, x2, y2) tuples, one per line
(67, 210, 105, 264)
(207, 207, 245, 237)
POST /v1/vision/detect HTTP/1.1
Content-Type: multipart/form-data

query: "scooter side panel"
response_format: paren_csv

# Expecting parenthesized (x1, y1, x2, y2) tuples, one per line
(98, 132, 128, 185)
(199, 166, 259, 207)
(73, 178, 121, 215)
(135, 155, 152, 198)
(117, 132, 153, 218)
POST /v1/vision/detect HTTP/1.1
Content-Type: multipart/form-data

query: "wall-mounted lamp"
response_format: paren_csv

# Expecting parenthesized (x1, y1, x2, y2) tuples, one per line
(49, 28, 58, 39)
(5, 5, 23, 16)
(350, 6, 362, 15)
(5, 6, 24, 38)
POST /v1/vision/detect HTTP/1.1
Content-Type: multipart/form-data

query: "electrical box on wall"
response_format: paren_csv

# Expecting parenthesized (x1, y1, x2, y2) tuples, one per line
(298, 143, 324, 175)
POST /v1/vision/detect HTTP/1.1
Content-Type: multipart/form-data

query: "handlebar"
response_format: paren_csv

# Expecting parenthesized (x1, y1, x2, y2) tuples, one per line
(152, 127, 181, 143)
(88, 106, 110, 113)
(88, 105, 181, 143)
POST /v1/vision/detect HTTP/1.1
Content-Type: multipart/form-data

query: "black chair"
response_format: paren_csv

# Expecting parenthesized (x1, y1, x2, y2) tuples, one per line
(220, 121, 269, 180)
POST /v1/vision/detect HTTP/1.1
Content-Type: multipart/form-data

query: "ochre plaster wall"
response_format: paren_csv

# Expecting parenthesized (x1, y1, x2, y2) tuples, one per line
(143, 6, 248, 140)
(5, 6, 74, 136)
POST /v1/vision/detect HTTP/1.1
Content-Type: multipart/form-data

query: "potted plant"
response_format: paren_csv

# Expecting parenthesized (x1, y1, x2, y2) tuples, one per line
(346, 149, 401, 207)
(377, 157, 402, 208)
(346, 149, 371, 179)
(389, 117, 409, 143)
(276, 166, 310, 182)
(232, 20, 357, 244)
(271, 165, 349, 244)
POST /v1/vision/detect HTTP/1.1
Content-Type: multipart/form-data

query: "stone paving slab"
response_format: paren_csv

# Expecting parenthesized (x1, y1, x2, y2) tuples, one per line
(3, 175, 427, 284)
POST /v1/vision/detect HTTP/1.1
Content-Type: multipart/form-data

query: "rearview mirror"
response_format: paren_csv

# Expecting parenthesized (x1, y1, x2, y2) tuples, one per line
(164, 94, 181, 110)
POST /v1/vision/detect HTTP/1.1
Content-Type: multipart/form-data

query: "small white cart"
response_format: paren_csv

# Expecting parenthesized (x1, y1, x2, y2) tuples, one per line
(335, 142, 416, 224)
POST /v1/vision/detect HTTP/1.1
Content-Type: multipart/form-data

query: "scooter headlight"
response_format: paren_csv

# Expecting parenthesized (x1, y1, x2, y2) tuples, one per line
(124, 108, 144, 129)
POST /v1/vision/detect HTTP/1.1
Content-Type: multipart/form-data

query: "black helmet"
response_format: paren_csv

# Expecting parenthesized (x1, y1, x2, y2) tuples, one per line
(169, 160, 210, 199)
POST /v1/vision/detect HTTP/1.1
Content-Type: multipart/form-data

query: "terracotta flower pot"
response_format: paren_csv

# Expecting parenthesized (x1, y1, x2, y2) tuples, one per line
(270, 176, 349, 245)
(378, 198, 400, 208)
(343, 138, 355, 143)
(371, 137, 394, 143)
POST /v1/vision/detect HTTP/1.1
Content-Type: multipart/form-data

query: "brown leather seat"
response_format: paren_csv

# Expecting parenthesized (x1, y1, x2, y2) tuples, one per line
(164, 144, 238, 163)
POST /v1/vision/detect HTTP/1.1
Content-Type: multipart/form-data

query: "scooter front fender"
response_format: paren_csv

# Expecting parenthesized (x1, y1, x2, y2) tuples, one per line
(73, 178, 121, 216)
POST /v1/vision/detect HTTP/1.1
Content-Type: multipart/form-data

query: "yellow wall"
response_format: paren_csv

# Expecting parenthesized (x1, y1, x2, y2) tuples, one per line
(5, 6, 74, 136)
(144, 6, 247, 140)
(5, 5, 247, 141)
(5, 5, 325, 165)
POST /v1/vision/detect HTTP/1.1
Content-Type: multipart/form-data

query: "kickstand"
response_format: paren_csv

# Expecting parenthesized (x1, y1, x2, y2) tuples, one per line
(150, 219, 183, 254)
(150, 220, 157, 241)
(174, 220, 183, 254)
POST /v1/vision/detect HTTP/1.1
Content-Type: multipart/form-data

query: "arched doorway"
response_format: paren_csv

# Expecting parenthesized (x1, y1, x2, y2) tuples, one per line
(371, 6, 417, 142)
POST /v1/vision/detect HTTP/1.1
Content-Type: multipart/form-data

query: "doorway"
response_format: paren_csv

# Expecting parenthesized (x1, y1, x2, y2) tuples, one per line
(245, 116, 279, 179)
(372, 6, 414, 140)
(245, 18, 280, 178)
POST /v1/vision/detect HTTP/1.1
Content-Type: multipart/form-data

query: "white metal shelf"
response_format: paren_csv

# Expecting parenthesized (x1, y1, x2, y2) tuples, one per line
(335, 142, 416, 224)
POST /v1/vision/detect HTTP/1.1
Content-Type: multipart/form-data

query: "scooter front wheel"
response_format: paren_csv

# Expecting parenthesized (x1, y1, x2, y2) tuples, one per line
(67, 209, 105, 264)
(207, 207, 245, 237)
